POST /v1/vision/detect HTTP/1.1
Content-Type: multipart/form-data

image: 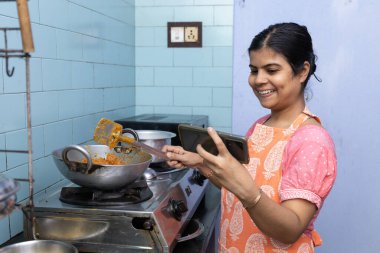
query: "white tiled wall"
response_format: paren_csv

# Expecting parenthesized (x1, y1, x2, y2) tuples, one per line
(0, 0, 135, 243)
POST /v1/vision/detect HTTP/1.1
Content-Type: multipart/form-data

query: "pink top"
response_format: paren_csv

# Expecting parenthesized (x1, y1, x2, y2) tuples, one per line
(246, 115, 337, 234)
(219, 110, 336, 251)
(281, 125, 337, 209)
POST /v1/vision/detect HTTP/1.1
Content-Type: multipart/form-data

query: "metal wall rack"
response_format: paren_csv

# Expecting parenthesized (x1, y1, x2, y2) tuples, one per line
(0, 0, 35, 214)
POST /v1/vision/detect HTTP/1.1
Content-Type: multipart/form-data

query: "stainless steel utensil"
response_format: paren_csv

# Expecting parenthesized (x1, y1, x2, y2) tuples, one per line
(122, 129, 176, 163)
(52, 144, 152, 190)
(0, 240, 77, 253)
(93, 118, 169, 161)
(0, 150, 28, 153)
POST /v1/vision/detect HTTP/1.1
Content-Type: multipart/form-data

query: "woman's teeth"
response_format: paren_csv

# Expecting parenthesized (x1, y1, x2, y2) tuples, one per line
(258, 90, 274, 95)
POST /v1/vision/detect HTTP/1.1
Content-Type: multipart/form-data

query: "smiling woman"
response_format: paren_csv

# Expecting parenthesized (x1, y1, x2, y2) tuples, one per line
(162, 22, 337, 253)
(248, 23, 317, 116)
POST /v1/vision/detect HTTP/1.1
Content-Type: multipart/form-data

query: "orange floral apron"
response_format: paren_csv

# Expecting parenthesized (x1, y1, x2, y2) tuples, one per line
(218, 110, 322, 253)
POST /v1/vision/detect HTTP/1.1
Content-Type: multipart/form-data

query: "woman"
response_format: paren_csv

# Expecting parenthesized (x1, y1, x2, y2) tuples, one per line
(163, 22, 337, 252)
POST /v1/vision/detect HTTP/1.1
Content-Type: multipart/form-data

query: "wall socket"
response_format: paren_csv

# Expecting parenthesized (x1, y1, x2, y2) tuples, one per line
(168, 22, 202, 47)
(185, 27, 198, 42)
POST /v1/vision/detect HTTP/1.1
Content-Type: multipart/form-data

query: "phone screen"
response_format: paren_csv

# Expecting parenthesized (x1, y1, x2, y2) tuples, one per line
(178, 124, 249, 164)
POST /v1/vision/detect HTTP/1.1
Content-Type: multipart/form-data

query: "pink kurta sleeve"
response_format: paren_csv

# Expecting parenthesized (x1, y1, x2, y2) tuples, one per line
(279, 125, 337, 209)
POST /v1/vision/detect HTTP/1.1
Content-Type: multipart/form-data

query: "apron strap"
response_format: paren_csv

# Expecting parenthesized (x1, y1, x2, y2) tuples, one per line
(290, 107, 321, 130)
(311, 230, 323, 247)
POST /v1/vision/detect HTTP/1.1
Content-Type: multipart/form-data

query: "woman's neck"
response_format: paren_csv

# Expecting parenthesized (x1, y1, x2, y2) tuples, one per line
(265, 101, 306, 128)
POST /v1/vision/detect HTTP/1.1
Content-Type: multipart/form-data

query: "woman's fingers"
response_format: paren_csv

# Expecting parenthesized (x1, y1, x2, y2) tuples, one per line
(196, 127, 229, 162)
(163, 145, 185, 168)
(166, 151, 185, 161)
(162, 145, 184, 153)
(163, 145, 204, 168)
(171, 162, 185, 169)
(207, 127, 229, 155)
(196, 141, 215, 163)
(162, 145, 184, 160)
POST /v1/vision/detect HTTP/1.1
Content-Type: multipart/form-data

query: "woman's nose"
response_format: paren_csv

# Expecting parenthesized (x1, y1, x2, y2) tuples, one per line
(254, 70, 267, 85)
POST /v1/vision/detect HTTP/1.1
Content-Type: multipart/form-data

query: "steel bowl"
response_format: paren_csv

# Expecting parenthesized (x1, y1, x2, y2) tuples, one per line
(0, 240, 78, 253)
(52, 144, 152, 190)
(122, 129, 176, 163)
(33, 217, 109, 240)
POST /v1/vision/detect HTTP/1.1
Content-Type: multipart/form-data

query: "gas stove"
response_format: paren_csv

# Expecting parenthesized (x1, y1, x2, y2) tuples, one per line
(23, 168, 209, 253)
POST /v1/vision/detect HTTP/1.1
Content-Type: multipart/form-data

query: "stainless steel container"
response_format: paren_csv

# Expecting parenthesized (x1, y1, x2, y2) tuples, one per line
(52, 145, 152, 190)
(123, 129, 176, 163)
(0, 240, 78, 253)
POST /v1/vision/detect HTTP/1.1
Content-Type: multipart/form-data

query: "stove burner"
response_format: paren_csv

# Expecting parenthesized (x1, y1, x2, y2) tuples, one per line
(59, 180, 153, 206)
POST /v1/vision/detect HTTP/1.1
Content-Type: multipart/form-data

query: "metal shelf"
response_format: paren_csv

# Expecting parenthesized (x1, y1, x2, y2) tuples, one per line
(0, 0, 35, 214)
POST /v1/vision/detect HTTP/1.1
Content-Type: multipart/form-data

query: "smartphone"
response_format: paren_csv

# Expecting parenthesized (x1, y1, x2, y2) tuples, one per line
(178, 124, 249, 164)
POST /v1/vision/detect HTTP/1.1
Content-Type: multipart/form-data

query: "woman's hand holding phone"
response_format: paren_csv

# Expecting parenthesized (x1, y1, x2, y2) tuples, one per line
(162, 145, 203, 169)
(195, 128, 257, 198)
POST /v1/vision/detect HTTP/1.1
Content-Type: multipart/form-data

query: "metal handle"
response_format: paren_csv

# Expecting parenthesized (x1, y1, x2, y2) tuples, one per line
(177, 219, 205, 242)
(0, 149, 28, 153)
(16, 0, 35, 53)
(31, 216, 39, 240)
(122, 128, 140, 142)
(62, 145, 92, 173)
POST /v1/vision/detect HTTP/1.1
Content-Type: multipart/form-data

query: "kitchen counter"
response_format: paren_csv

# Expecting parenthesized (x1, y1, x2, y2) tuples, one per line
(1, 183, 221, 253)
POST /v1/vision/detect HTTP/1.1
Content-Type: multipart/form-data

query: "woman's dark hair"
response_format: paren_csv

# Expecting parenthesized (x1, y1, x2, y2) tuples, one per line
(248, 22, 319, 87)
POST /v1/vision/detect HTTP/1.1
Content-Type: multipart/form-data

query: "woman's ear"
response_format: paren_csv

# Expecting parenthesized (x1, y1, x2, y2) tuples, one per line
(299, 61, 311, 84)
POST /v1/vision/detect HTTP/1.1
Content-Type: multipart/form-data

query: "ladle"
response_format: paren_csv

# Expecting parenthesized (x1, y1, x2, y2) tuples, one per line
(93, 118, 169, 161)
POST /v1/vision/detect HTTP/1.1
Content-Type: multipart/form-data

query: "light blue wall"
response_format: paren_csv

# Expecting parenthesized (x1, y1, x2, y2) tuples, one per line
(0, 0, 235, 245)
(233, 0, 380, 252)
(0, 0, 135, 243)
(135, 0, 233, 132)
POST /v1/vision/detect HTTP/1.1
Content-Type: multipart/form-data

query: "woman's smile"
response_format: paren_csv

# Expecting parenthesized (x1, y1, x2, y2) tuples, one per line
(257, 89, 276, 96)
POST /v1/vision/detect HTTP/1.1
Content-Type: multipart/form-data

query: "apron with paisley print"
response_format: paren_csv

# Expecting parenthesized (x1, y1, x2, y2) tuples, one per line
(218, 109, 321, 253)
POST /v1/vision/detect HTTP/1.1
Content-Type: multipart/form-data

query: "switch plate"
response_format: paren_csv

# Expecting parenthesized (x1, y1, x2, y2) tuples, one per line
(171, 27, 185, 43)
(168, 22, 202, 48)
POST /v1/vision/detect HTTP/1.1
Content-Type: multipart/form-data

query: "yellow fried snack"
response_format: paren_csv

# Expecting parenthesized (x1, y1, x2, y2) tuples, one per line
(82, 153, 125, 165)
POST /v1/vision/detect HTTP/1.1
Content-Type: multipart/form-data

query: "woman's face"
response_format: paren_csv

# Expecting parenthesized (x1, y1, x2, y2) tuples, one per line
(248, 47, 309, 111)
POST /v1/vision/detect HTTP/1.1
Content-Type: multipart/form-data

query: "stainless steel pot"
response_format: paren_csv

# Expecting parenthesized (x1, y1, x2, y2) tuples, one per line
(52, 145, 152, 190)
(122, 129, 176, 163)
(0, 240, 78, 253)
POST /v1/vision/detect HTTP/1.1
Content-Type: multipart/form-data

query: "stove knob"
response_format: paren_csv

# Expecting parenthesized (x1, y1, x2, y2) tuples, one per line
(132, 217, 155, 231)
(143, 220, 154, 230)
(168, 198, 188, 221)
(191, 170, 207, 186)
